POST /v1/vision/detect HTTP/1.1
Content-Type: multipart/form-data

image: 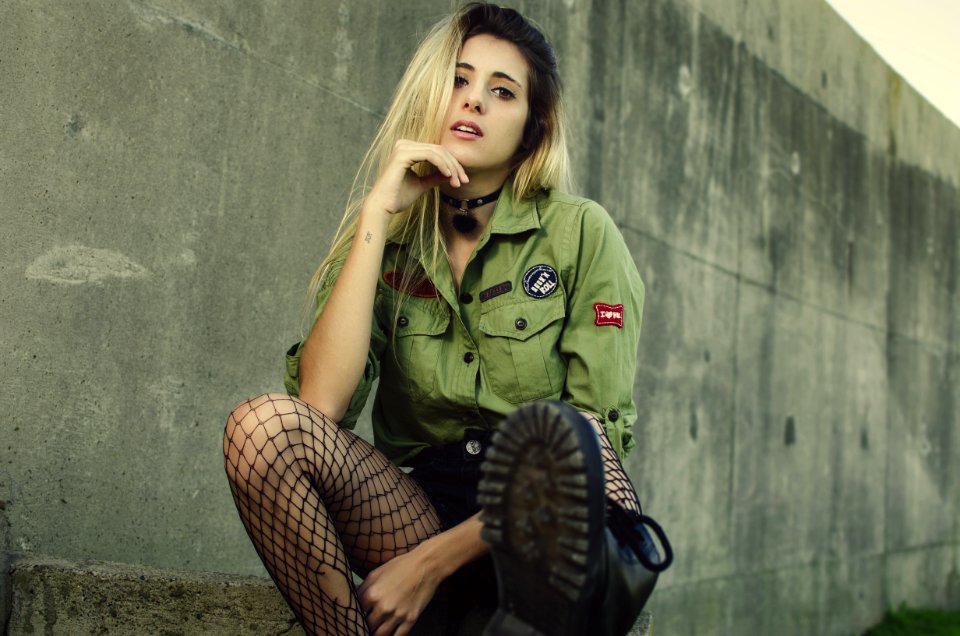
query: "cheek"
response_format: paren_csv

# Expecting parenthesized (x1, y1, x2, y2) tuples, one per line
(509, 109, 529, 146)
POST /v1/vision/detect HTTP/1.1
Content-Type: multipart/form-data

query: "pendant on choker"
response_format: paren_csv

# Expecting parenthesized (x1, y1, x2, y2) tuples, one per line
(451, 212, 479, 234)
(439, 186, 503, 235)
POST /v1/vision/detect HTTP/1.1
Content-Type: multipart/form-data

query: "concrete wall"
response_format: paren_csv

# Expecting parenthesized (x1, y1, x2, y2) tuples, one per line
(1, 1, 958, 634)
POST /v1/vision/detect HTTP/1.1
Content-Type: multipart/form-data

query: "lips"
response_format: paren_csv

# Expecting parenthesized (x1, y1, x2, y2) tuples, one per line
(451, 119, 483, 138)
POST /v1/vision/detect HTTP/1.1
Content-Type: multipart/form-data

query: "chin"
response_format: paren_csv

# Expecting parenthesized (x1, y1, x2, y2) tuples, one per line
(445, 146, 478, 170)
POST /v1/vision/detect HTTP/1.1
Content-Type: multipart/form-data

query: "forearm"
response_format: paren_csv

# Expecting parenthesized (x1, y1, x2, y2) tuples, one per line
(299, 203, 391, 419)
(417, 512, 489, 581)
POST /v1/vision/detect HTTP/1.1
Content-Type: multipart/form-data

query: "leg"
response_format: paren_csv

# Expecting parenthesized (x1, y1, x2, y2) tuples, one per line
(479, 401, 670, 636)
(479, 401, 606, 636)
(223, 393, 442, 636)
(580, 413, 642, 515)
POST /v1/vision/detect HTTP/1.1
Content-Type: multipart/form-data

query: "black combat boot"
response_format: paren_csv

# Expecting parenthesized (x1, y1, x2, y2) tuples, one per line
(478, 400, 672, 636)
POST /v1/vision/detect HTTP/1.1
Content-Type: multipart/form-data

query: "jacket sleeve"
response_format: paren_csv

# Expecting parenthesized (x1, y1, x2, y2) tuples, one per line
(283, 260, 388, 428)
(558, 201, 644, 459)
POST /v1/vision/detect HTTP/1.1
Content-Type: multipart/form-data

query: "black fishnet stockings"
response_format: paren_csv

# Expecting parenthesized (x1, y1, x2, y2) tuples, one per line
(223, 396, 643, 635)
(582, 413, 644, 515)
(223, 393, 442, 636)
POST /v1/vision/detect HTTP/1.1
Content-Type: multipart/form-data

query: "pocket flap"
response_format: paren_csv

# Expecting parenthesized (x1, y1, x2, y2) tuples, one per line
(479, 295, 565, 341)
(395, 300, 450, 337)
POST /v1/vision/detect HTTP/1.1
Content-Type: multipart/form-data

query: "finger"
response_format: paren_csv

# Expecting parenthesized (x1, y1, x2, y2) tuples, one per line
(426, 146, 462, 176)
(365, 606, 387, 633)
(454, 159, 469, 184)
(373, 614, 402, 636)
(356, 581, 376, 614)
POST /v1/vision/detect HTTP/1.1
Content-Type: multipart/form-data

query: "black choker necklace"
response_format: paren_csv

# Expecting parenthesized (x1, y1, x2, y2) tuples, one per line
(439, 187, 503, 234)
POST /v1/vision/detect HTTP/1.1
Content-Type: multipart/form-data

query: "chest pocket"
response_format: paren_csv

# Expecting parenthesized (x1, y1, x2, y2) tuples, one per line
(385, 300, 450, 401)
(478, 295, 566, 404)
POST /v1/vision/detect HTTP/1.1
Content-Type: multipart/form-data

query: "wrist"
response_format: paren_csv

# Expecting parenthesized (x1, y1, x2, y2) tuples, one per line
(414, 533, 459, 581)
(360, 195, 399, 221)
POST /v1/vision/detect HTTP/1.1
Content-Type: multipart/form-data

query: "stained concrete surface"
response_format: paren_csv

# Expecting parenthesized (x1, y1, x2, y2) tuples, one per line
(7, 558, 304, 636)
(1, 1, 958, 635)
(6, 557, 653, 635)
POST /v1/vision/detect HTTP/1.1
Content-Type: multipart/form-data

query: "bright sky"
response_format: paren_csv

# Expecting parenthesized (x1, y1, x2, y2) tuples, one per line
(824, 0, 960, 130)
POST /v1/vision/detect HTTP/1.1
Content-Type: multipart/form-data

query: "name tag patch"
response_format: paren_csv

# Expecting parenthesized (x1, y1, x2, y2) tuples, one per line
(480, 281, 513, 302)
(522, 264, 559, 298)
(594, 303, 624, 328)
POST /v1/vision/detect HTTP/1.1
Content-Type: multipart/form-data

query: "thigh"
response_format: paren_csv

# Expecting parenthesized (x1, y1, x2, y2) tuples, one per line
(237, 393, 445, 576)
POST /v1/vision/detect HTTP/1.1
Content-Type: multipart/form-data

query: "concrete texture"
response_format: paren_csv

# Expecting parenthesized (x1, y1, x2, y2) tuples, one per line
(1, 0, 959, 635)
(7, 557, 304, 635)
(7, 557, 652, 635)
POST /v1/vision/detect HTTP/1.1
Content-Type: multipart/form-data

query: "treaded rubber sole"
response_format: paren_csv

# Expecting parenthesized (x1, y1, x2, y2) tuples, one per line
(479, 401, 605, 636)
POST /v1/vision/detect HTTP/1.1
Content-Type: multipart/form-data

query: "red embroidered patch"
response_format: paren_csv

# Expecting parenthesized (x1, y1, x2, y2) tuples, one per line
(383, 270, 438, 298)
(594, 303, 624, 328)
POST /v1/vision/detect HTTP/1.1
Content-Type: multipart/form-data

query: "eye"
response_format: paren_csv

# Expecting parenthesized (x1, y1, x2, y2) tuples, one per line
(493, 86, 516, 100)
(454, 74, 468, 88)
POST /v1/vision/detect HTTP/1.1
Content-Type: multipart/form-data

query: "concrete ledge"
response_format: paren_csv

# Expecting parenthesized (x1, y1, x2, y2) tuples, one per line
(7, 557, 303, 636)
(7, 556, 652, 635)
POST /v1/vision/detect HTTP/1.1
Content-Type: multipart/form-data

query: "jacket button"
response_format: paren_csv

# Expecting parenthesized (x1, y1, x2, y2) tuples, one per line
(515, 318, 527, 330)
(397, 316, 409, 327)
(460, 292, 473, 304)
(463, 352, 475, 364)
(608, 409, 620, 422)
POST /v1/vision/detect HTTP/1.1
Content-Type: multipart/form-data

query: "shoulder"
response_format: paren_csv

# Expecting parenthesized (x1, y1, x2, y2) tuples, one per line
(534, 189, 615, 230)
(532, 190, 623, 251)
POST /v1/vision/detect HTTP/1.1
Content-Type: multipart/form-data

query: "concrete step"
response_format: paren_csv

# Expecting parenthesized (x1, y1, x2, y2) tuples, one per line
(7, 557, 303, 635)
(6, 556, 652, 635)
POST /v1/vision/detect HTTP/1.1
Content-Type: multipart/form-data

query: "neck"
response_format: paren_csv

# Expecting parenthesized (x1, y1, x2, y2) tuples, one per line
(440, 197, 497, 238)
(438, 168, 510, 201)
(438, 176, 508, 237)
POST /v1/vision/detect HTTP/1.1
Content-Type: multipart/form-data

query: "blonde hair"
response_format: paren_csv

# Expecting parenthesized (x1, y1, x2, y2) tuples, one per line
(305, 3, 572, 322)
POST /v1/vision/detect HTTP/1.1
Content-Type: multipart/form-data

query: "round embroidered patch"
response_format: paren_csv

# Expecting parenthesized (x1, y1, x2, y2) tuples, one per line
(522, 264, 559, 298)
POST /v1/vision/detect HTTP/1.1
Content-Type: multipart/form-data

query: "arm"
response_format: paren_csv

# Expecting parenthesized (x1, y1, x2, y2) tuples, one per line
(357, 513, 488, 636)
(297, 141, 469, 419)
(558, 201, 644, 460)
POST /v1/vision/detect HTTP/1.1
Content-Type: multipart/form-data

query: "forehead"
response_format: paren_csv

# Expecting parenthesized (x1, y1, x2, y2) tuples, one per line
(459, 34, 529, 83)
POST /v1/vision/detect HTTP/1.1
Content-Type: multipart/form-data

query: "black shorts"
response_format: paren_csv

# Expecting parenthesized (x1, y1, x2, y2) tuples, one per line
(407, 429, 498, 635)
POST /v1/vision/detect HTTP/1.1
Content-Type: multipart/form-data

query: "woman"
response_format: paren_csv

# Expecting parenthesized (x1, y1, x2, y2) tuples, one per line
(223, 4, 670, 635)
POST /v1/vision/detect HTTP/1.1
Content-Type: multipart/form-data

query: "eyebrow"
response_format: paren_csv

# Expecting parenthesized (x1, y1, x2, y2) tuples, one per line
(456, 62, 523, 90)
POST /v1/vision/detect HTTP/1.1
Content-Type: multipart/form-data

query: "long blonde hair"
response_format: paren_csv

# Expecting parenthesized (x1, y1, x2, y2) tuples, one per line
(305, 3, 572, 320)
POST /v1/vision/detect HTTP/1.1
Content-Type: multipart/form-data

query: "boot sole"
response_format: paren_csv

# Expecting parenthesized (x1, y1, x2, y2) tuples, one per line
(478, 401, 605, 636)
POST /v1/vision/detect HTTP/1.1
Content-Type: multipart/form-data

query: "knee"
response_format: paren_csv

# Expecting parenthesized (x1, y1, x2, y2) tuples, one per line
(223, 392, 295, 484)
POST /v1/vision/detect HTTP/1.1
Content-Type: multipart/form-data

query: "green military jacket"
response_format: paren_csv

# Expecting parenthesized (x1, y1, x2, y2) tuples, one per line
(285, 183, 644, 466)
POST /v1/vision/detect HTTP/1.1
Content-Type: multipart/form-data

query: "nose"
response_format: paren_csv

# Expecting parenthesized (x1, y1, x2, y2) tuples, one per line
(463, 90, 484, 114)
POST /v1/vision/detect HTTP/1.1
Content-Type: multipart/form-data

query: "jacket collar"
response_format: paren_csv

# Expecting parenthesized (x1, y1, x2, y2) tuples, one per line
(486, 179, 542, 236)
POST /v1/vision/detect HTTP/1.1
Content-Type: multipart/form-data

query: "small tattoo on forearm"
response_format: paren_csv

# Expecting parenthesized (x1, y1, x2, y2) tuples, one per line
(364, 231, 373, 243)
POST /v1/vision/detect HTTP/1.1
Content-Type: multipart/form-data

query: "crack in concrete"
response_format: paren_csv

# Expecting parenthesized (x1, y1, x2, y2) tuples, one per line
(128, 0, 245, 53)
(127, 0, 382, 119)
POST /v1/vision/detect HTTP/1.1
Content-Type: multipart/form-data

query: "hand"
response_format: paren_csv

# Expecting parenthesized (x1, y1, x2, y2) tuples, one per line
(356, 546, 443, 636)
(365, 140, 469, 215)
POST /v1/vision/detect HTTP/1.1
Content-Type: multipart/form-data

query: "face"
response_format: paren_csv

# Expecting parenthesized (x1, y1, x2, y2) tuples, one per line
(441, 34, 530, 186)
